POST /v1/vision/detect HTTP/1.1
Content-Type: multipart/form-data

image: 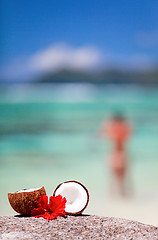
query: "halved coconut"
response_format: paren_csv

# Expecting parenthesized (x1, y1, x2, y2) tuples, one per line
(8, 186, 46, 215)
(53, 181, 89, 215)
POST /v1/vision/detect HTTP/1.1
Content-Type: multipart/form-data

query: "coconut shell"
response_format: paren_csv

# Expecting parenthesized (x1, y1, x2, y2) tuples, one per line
(53, 180, 89, 215)
(8, 186, 46, 215)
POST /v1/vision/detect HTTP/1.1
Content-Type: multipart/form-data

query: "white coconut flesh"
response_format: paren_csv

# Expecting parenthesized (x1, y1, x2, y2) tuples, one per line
(54, 182, 88, 214)
(16, 187, 43, 193)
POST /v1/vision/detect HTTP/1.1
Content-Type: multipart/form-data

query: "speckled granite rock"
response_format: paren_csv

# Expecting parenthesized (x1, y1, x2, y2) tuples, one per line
(0, 215, 157, 239)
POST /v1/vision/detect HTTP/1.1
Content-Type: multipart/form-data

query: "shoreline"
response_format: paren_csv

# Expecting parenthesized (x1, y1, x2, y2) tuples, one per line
(0, 215, 158, 239)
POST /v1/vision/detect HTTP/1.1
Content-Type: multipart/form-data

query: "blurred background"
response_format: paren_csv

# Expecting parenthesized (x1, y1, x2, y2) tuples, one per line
(0, 0, 158, 226)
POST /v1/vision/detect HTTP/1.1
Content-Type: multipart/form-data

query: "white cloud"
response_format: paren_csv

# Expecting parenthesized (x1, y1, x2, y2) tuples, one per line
(1, 42, 157, 81)
(1, 43, 102, 81)
(29, 43, 102, 72)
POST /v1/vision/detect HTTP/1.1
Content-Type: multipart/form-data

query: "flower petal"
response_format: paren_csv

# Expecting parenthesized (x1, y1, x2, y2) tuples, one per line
(39, 195, 49, 210)
(49, 195, 66, 215)
(50, 213, 58, 220)
(31, 194, 67, 220)
(31, 207, 45, 216)
(32, 214, 45, 218)
(43, 212, 51, 220)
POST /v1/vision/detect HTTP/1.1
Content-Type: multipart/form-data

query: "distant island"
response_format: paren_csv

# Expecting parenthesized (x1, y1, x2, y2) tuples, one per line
(1, 67, 158, 85)
(33, 68, 158, 85)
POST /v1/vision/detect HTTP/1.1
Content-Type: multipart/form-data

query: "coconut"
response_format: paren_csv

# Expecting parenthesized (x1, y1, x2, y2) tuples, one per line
(8, 186, 46, 215)
(53, 181, 89, 215)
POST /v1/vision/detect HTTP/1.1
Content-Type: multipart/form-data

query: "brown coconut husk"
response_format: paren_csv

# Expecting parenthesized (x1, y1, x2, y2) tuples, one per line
(8, 186, 46, 215)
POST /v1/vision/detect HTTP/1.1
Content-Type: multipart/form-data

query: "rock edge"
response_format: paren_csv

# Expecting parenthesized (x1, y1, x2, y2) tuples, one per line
(0, 215, 158, 239)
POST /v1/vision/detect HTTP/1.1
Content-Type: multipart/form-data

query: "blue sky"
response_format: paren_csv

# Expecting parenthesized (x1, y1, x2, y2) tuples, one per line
(1, 0, 158, 80)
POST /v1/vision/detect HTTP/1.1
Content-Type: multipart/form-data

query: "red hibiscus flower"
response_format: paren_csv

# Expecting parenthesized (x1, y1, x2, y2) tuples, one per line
(31, 194, 67, 220)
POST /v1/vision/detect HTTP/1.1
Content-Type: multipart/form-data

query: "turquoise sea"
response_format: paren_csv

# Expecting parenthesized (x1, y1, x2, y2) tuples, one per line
(0, 83, 158, 225)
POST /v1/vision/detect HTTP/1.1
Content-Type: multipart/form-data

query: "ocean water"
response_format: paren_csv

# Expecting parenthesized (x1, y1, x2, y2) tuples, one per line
(0, 83, 158, 225)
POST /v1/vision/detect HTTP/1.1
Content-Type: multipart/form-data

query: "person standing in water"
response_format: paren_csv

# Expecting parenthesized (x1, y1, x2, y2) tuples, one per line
(99, 113, 132, 197)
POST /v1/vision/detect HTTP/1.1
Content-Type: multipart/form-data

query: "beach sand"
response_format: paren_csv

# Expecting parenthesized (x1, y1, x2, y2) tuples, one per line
(0, 215, 158, 239)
